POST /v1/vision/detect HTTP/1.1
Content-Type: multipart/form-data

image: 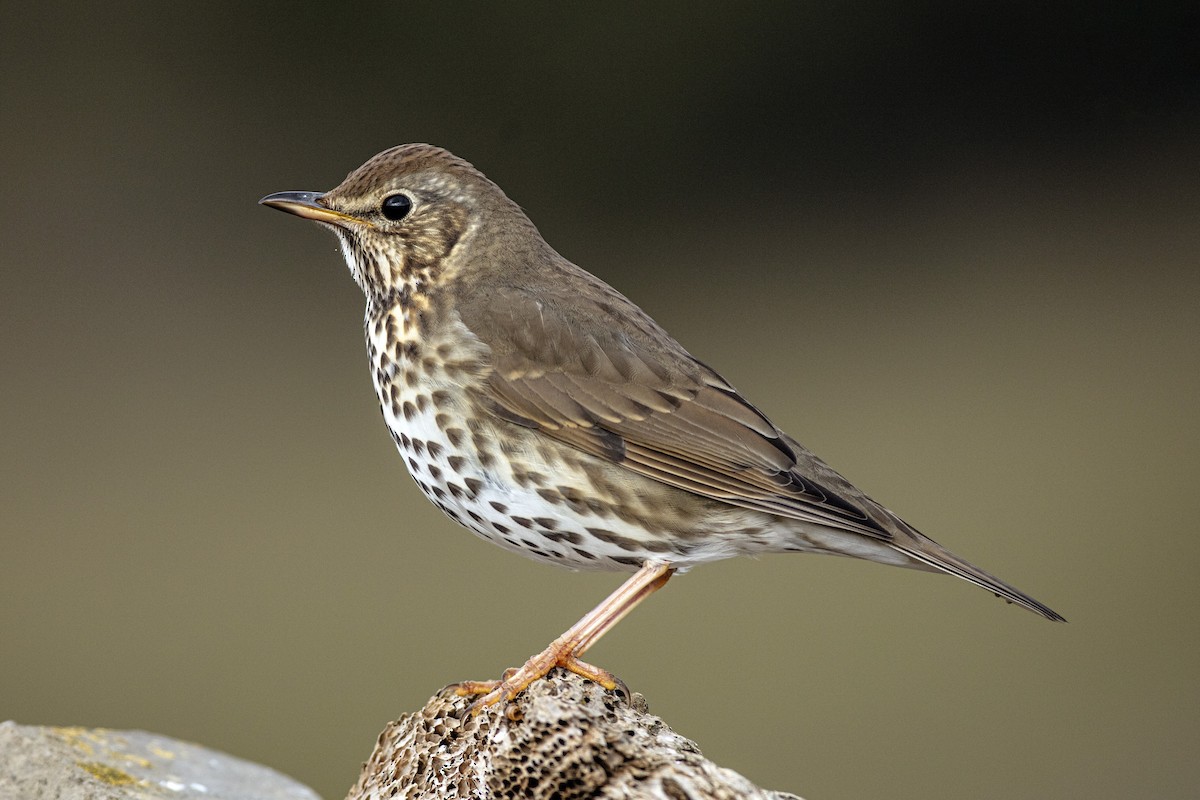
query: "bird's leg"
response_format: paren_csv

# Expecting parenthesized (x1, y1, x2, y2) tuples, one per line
(456, 561, 674, 709)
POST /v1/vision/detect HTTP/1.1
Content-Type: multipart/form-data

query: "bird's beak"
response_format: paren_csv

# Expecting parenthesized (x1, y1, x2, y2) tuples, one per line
(259, 191, 373, 228)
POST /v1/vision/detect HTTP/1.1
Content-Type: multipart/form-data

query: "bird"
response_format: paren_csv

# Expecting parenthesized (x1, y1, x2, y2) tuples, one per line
(260, 144, 1064, 708)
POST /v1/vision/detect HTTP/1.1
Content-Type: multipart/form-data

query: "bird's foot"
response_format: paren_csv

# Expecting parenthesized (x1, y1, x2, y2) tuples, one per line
(454, 638, 618, 712)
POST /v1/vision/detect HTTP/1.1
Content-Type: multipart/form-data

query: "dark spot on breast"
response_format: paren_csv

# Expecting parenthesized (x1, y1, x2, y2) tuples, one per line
(533, 517, 558, 530)
(447, 455, 466, 472)
(435, 413, 452, 430)
(401, 401, 417, 421)
(536, 488, 562, 505)
(447, 482, 467, 499)
(517, 471, 547, 487)
(585, 528, 640, 552)
(396, 285, 413, 309)
(446, 428, 466, 447)
(464, 478, 483, 495)
(430, 486, 447, 500)
(581, 468, 630, 507)
(509, 516, 533, 529)
(585, 498, 611, 517)
(611, 556, 642, 567)
(428, 465, 442, 481)
(544, 530, 582, 545)
(493, 523, 510, 534)
(427, 441, 444, 458)
(410, 438, 426, 456)
(571, 547, 597, 560)
(415, 394, 430, 413)
(611, 505, 641, 526)
(534, 443, 559, 466)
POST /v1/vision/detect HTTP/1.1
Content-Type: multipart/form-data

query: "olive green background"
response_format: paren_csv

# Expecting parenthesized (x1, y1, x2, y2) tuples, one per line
(3, 4, 1197, 799)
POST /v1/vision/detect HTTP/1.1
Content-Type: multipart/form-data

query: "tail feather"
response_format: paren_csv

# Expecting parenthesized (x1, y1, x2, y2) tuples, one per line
(896, 539, 1066, 622)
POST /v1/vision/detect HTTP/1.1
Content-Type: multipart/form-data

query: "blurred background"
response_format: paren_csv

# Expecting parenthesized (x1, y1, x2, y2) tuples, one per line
(2, 3, 1197, 799)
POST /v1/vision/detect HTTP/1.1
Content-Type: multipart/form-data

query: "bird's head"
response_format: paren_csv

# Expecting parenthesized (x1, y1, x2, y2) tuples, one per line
(261, 144, 539, 300)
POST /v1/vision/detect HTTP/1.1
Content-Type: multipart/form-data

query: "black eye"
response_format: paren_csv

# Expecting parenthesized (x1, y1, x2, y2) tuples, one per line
(381, 193, 413, 221)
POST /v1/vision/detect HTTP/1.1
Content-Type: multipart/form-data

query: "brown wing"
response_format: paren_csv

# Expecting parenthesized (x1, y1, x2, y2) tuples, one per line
(457, 280, 892, 541)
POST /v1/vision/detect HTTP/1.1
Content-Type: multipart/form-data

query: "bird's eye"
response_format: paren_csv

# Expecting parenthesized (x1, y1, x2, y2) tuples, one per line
(381, 193, 413, 221)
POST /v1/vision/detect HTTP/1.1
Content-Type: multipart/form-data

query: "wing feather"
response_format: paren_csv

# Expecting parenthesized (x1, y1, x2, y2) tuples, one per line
(458, 285, 889, 540)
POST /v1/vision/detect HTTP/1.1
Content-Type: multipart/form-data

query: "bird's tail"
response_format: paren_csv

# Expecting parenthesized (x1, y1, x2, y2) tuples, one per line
(894, 534, 1066, 622)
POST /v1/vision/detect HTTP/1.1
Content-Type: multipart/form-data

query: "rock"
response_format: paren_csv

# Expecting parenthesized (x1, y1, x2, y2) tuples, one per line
(0, 720, 321, 800)
(347, 669, 801, 800)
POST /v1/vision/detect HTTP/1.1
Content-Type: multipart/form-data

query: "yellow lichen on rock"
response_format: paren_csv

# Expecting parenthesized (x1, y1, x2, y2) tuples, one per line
(76, 760, 145, 787)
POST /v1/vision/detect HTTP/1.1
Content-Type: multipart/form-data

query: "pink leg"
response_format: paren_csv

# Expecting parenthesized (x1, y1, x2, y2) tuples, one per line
(457, 561, 674, 709)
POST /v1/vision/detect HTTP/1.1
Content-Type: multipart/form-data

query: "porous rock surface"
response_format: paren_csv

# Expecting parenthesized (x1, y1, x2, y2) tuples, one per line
(347, 669, 800, 800)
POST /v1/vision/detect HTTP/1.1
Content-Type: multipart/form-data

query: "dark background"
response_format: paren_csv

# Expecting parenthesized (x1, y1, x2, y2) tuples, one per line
(3, 3, 1198, 799)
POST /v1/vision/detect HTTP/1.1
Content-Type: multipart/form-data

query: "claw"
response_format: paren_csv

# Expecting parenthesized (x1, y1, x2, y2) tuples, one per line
(453, 679, 501, 697)
(454, 668, 519, 697)
(463, 650, 623, 713)
(454, 562, 674, 714)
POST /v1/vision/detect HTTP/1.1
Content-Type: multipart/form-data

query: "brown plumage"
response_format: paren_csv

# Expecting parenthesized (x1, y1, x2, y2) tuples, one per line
(261, 144, 1064, 707)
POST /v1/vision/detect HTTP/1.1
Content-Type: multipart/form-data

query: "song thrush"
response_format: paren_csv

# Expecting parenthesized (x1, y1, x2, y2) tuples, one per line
(260, 144, 1064, 707)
